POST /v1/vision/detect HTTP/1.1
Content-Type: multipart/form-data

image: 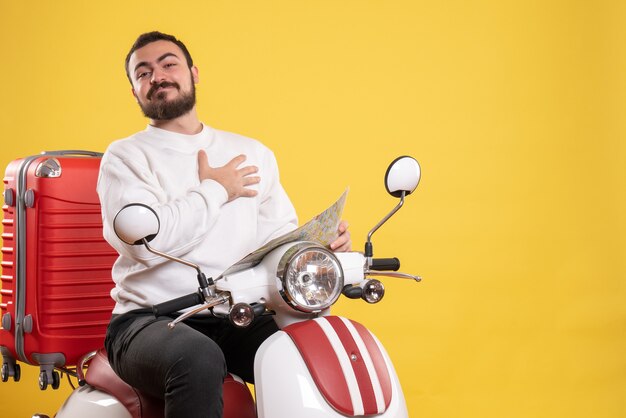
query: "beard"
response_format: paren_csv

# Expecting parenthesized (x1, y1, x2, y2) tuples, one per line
(138, 80, 196, 120)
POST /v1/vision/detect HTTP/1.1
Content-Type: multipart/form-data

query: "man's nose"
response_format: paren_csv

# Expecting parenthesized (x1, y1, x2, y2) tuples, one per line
(150, 67, 167, 84)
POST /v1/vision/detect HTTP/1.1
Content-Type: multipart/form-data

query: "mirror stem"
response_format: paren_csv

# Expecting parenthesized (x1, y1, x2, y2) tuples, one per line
(141, 239, 216, 296)
(142, 238, 202, 276)
(365, 191, 406, 265)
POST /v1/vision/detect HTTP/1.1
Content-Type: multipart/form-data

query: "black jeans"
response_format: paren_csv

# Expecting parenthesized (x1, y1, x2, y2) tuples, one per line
(105, 309, 278, 418)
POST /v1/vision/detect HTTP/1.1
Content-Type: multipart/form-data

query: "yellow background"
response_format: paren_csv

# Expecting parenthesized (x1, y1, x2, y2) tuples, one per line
(1, 0, 625, 417)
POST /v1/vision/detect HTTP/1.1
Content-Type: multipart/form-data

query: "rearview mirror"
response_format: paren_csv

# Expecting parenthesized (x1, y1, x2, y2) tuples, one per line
(113, 203, 160, 245)
(365, 155, 421, 261)
(385, 156, 421, 198)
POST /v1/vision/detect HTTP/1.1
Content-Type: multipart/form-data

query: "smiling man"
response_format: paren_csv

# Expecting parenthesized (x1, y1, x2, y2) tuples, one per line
(127, 38, 199, 123)
(97, 31, 351, 418)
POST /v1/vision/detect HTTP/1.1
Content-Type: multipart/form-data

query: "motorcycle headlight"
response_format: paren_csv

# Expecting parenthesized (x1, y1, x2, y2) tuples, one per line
(277, 243, 344, 313)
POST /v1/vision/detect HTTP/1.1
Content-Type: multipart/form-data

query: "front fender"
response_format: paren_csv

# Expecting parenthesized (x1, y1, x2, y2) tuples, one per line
(254, 316, 408, 418)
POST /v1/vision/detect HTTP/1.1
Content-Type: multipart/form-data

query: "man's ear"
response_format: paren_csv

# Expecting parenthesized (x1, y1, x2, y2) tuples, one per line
(191, 66, 199, 84)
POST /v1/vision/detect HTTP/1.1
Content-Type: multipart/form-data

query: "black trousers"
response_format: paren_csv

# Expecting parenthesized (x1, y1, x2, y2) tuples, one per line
(105, 309, 278, 418)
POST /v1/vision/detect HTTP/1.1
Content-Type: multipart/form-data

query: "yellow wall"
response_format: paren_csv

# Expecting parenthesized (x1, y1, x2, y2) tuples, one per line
(1, 1, 625, 417)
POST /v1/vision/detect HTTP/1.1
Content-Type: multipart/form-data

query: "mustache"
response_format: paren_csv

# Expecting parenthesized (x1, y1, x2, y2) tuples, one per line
(147, 81, 180, 100)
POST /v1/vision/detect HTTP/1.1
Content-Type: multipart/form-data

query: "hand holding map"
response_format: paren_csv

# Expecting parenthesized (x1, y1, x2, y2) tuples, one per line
(217, 189, 348, 278)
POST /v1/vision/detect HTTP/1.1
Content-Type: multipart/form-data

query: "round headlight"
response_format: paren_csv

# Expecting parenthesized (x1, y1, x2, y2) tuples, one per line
(278, 243, 344, 313)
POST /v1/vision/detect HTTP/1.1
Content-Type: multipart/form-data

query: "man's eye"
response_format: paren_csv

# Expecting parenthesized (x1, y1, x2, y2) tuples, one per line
(164, 63, 176, 68)
(137, 71, 151, 79)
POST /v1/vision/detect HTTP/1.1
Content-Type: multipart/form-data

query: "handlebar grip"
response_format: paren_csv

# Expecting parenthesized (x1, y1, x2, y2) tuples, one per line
(370, 257, 401, 271)
(152, 292, 204, 316)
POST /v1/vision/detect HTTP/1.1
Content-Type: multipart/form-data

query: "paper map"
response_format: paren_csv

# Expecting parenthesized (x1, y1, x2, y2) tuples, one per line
(217, 189, 348, 278)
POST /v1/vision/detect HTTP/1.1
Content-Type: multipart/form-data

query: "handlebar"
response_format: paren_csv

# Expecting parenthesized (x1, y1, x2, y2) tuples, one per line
(370, 257, 400, 271)
(153, 292, 204, 316)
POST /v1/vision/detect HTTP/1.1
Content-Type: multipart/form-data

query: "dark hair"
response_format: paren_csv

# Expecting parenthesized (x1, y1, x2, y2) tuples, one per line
(125, 31, 194, 83)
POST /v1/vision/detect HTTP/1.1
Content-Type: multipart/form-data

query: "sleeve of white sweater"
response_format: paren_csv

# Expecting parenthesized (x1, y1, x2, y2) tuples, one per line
(97, 144, 229, 267)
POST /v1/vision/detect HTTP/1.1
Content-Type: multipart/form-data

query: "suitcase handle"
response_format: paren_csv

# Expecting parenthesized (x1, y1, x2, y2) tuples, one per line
(40, 150, 103, 157)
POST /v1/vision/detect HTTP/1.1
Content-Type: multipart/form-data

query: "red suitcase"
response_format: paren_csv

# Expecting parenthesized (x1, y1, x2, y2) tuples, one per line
(0, 151, 117, 389)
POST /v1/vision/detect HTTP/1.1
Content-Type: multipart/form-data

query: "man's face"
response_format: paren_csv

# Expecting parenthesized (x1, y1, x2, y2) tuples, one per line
(127, 40, 199, 120)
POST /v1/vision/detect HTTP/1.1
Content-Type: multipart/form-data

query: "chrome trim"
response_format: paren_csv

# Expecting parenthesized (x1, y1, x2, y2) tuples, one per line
(76, 350, 98, 384)
(34, 158, 62, 178)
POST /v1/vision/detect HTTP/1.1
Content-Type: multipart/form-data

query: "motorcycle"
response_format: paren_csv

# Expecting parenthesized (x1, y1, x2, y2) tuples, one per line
(35, 155, 422, 418)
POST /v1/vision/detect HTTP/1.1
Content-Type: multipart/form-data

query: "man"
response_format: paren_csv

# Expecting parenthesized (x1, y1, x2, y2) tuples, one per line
(97, 31, 351, 418)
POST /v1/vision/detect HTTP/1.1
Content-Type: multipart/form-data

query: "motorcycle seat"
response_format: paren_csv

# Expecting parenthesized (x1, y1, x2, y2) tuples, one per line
(85, 348, 256, 418)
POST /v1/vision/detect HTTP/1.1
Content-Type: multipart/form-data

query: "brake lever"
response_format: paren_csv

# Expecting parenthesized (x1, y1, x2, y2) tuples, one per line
(364, 270, 422, 282)
(167, 294, 230, 329)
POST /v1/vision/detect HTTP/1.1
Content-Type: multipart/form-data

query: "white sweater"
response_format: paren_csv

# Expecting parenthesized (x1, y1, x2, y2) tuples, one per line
(97, 124, 298, 314)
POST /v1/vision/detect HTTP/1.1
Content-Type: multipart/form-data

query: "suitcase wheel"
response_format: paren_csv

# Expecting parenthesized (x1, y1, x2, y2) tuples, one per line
(38, 370, 60, 390)
(1, 362, 20, 382)
(38, 371, 47, 390)
(52, 371, 60, 389)
(14, 363, 20, 382)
